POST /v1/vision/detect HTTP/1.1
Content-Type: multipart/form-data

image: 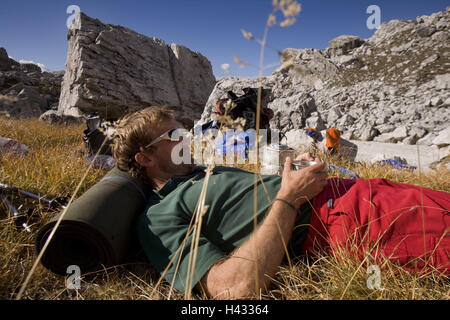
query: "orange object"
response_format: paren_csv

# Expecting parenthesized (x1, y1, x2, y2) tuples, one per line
(216, 99, 225, 115)
(326, 128, 340, 153)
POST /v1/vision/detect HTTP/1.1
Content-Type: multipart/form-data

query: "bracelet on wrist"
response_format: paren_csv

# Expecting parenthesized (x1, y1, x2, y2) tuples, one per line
(273, 198, 298, 212)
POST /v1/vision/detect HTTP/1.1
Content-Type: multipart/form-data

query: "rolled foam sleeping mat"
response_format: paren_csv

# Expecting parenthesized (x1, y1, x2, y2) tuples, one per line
(35, 167, 154, 276)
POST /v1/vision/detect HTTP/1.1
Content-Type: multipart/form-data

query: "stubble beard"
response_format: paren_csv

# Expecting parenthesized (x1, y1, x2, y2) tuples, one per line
(160, 157, 195, 178)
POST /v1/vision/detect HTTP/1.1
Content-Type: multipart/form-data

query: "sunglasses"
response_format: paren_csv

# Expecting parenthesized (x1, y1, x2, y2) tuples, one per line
(143, 128, 184, 149)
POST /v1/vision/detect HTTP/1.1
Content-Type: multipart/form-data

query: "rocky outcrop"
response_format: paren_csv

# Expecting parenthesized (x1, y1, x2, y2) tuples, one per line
(326, 35, 365, 57)
(58, 13, 216, 125)
(310, 8, 450, 149)
(0, 47, 64, 118)
(0, 48, 20, 71)
(200, 7, 450, 156)
(199, 76, 317, 137)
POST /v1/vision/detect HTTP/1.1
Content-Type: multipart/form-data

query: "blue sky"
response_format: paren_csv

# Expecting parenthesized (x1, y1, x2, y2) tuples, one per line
(0, 0, 448, 77)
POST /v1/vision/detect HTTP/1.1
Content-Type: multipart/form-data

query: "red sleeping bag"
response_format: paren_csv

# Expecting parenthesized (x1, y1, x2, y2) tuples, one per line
(302, 178, 450, 274)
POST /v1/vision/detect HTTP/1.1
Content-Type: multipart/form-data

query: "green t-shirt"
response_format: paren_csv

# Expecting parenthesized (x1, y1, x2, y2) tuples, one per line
(137, 166, 311, 293)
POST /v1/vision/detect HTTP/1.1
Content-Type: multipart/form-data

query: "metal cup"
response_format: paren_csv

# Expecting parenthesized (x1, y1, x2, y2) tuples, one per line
(261, 144, 295, 166)
(260, 144, 296, 175)
(291, 160, 317, 170)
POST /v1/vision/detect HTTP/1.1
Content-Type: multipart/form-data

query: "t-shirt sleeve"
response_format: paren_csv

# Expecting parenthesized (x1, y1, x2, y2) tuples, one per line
(137, 204, 225, 293)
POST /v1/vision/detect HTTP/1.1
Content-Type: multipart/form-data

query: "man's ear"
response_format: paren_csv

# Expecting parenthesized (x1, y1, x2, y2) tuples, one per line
(135, 152, 154, 168)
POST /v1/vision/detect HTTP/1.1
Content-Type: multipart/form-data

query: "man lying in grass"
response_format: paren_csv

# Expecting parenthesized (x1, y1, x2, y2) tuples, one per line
(112, 106, 450, 299)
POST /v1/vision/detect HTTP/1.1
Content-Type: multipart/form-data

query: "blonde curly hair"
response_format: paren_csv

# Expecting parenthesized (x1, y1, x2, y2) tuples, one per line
(112, 106, 175, 182)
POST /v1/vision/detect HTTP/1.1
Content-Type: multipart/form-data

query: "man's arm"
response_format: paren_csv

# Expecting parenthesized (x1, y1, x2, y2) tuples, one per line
(200, 154, 328, 299)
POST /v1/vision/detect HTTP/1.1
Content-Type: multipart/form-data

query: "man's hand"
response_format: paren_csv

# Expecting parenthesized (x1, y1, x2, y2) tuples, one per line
(277, 154, 328, 209)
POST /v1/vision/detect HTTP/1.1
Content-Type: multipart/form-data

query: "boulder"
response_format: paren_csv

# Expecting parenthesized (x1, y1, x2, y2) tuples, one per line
(373, 132, 396, 143)
(391, 126, 409, 141)
(58, 13, 216, 124)
(402, 135, 418, 145)
(409, 127, 427, 139)
(281, 128, 358, 161)
(439, 146, 450, 162)
(359, 126, 378, 141)
(199, 76, 318, 136)
(199, 77, 271, 124)
(39, 110, 83, 125)
(444, 97, 450, 106)
(432, 127, 450, 147)
(337, 114, 355, 128)
(417, 133, 437, 146)
(326, 105, 343, 124)
(373, 125, 409, 143)
(391, 41, 413, 54)
(431, 31, 449, 41)
(305, 111, 326, 130)
(335, 54, 358, 65)
(327, 35, 365, 56)
(269, 92, 317, 133)
(281, 129, 316, 152)
(430, 97, 443, 107)
(416, 25, 437, 37)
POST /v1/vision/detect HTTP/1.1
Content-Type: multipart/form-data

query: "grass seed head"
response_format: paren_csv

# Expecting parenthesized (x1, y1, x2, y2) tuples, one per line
(233, 54, 248, 68)
(267, 14, 277, 26)
(280, 17, 297, 27)
(241, 29, 254, 40)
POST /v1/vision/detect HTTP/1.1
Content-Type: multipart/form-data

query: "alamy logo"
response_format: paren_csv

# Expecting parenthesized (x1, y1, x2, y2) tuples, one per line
(366, 5, 381, 30)
(66, 5, 81, 30)
(170, 128, 280, 166)
(66, 265, 81, 290)
(366, 265, 382, 290)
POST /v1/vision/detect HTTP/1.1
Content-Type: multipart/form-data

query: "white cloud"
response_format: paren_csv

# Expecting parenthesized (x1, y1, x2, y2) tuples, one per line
(221, 63, 230, 74)
(19, 59, 47, 72)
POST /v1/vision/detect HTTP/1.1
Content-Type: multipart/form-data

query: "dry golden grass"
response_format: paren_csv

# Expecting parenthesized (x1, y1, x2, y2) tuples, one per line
(1, 117, 449, 300)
